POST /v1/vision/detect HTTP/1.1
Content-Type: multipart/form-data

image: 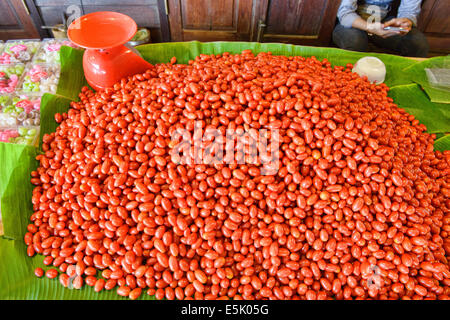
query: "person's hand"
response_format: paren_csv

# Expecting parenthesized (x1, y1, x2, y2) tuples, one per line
(383, 18, 413, 35)
(366, 21, 401, 38)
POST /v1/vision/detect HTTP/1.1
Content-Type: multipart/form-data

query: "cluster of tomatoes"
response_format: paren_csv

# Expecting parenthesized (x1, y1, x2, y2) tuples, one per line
(26, 50, 449, 300)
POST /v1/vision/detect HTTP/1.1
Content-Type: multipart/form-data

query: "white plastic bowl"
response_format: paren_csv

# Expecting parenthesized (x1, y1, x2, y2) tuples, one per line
(352, 57, 386, 84)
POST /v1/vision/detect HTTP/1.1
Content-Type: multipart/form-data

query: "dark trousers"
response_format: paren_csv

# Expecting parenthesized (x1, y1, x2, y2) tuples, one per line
(332, 23, 429, 57)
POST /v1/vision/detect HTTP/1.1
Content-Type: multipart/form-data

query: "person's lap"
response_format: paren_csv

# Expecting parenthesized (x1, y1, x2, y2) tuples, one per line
(332, 23, 429, 57)
(370, 28, 429, 57)
(333, 24, 369, 52)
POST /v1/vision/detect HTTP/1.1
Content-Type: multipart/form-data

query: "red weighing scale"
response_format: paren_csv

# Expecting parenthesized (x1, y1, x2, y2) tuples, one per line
(67, 11, 152, 91)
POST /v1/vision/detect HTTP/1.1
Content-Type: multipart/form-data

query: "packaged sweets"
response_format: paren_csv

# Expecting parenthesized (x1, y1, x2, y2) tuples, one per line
(33, 38, 79, 64)
(0, 64, 25, 93)
(0, 94, 41, 126)
(0, 126, 39, 146)
(21, 63, 60, 94)
(0, 40, 40, 64)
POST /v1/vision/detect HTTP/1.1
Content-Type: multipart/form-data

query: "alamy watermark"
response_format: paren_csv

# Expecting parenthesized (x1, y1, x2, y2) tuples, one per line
(170, 121, 281, 175)
(65, 5, 82, 29)
(366, 264, 383, 290)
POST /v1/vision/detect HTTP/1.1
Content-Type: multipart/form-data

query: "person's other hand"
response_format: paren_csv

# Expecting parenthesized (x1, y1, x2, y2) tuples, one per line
(383, 18, 413, 35)
(366, 22, 400, 38)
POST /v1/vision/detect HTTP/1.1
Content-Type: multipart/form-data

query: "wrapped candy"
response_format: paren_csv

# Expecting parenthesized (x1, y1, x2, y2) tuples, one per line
(21, 63, 60, 94)
(33, 38, 79, 64)
(0, 40, 40, 65)
(0, 94, 41, 127)
(0, 126, 39, 146)
(0, 64, 25, 93)
(0, 94, 10, 110)
(0, 128, 19, 142)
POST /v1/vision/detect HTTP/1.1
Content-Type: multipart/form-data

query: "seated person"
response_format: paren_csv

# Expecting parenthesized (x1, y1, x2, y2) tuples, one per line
(333, 0, 429, 57)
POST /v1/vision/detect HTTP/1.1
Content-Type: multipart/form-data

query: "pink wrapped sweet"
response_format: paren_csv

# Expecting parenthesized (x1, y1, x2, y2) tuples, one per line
(47, 43, 62, 52)
(0, 74, 18, 93)
(16, 99, 34, 113)
(0, 53, 11, 65)
(0, 129, 19, 142)
(9, 44, 27, 54)
(28, 65, 48, 82)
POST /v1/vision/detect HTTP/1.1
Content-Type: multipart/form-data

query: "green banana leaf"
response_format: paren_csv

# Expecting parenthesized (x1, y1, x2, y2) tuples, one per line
(56, 47, 87, 101)
(1, 41, 449, 300)
(39, 93, 72, 148)
(0, 143, 38, 240)
(435, 135, 450, 152)
(387, 84, 450, 133)
(402, 55, 450, 104)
